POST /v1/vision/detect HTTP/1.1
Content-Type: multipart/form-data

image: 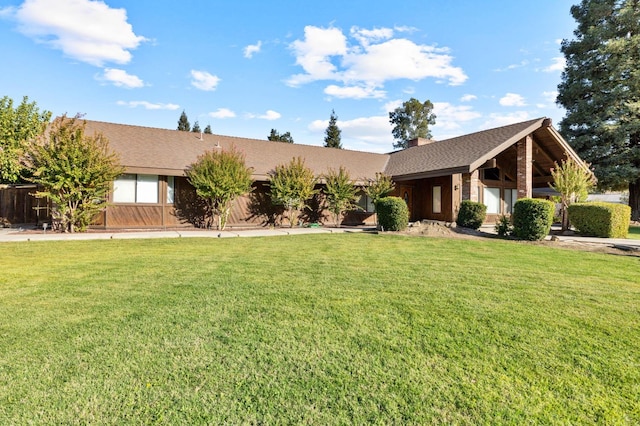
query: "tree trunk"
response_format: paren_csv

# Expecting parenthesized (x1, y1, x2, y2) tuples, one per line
(630, 179, 640, 222)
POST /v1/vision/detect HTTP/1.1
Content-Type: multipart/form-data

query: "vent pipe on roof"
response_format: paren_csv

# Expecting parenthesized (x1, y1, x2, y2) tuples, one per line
(200, 132, 203, 141)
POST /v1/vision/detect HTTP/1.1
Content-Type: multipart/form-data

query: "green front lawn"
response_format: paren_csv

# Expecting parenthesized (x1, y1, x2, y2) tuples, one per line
(628, 225, 640, 239)
(1, 234, 638, 424)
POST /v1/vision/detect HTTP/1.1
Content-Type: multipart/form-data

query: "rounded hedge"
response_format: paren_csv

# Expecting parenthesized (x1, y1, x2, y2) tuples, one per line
(456, 200, 487, 230)
(512, 198, 555, 241)
(375, 196, 409, 231)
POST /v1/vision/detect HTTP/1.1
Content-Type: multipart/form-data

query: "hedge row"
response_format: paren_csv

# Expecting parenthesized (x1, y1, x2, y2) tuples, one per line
(568, 202, 631, 238)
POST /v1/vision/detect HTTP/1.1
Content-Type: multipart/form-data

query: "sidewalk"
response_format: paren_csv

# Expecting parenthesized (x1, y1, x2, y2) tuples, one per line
(0, 226, 374, 243)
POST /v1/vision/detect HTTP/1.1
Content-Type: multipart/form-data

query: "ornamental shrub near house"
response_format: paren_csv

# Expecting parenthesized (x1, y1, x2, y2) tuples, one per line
(375, 197, 409, 231)
(568, 202, 631, 238)
(456, 200, 487, 230)
(512, 198, 555, 241)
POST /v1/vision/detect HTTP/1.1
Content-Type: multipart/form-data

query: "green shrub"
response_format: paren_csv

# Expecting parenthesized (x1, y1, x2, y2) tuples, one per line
(568, 202, 631, 238)
(495, 214, 513, 237)
(456, 200, 487, 230)
(375, 197, 409, 231)
(512, 198, 555, 241)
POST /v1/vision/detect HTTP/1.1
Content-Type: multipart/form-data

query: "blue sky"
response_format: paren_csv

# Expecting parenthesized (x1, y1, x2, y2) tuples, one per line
(0, 0, 577, 153)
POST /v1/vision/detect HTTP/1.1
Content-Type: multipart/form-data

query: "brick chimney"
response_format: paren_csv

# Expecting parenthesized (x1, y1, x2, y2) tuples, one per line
(407, 137, 435, 148)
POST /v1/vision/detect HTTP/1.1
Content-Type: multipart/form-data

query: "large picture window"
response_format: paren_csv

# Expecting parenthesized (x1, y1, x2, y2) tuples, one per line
(483, 187, 501, 214)
(113, 174, 159, 204)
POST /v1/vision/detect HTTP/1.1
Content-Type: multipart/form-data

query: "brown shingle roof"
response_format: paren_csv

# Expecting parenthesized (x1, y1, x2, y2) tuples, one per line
(82, 120, 389, 183)
(385, 118, 547, 179)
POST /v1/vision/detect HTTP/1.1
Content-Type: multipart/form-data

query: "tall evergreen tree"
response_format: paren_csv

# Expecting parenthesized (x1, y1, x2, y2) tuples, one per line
(203, 124, 212, 134)
(191, 121, 201, 133)
(323, 109, 342, 149)
(267, 129, 294, 143)
(177, 110, 190, 131)
(389, 98, 436, 150)
(557, 0, 640, 219)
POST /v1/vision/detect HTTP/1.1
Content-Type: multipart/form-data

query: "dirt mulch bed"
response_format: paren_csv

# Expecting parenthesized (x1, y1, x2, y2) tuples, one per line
(400, 221, 640, 258)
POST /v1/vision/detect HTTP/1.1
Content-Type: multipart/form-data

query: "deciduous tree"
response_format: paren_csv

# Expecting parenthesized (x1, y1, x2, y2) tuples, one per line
(268, 129, 294, 143)
(323, 109, 342, 149)
(389, 98, 436, 150)
(323, 166, 359, 227)
(186, 146, 254, 230)
(269, 157, 317, 227)
(557, 0, 640, 219)
(550, 158, 596, 231)
(0, 95, 51, 183)
(26, 116, 123, 233)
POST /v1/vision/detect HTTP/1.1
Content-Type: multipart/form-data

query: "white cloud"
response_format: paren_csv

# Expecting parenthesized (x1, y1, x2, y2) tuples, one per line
(543, 56, 565, 72)
(244, 40, 262, 58)
(247, 110, 282, 121)
(208, 108, 236, 119)
(542, 91, 558, 103)
(499, 93, 527, 107)
(10, 0, 146, 66)
(190, 70, 220, 91)
(287, 26, 348, 87)
(324, 84, 385, 99)
(116, 101, 179, 110)
(495, 60, 529, 72)
(286, 25, 467, 97)
(460, 94, 477, 102)
(480, 111, 531, 129)
(100, 68, 144, 88)
(350, 26, 393, 46)
(432, 102, 482, 132)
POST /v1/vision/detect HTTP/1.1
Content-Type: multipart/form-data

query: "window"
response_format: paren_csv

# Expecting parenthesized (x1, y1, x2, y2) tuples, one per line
(432, 185, 442, 214)
(484, 167, 500, 181)
(113, 174, 159, 204)
(483, 187, 501, 214)
(167, 176, 175, 204)
(356, 191, 375, 213)
(504, 188, 518, 214)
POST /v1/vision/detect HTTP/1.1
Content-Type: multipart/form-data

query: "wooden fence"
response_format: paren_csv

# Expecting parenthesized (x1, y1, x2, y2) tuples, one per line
(0, 185, 48, 225)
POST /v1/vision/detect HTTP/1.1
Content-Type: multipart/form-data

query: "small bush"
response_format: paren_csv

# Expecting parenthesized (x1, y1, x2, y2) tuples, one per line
(375, 197, 409, 231)
(568, 202, 631, 238)
(495, 215, 512, 237)
(512, 198, 555, 241)
(456, 200, 487, 230)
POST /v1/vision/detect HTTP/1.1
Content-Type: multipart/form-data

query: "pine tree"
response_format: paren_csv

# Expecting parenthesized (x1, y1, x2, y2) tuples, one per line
(557, 0, 640, 220)
(267, 129, 294, 143)
(191, 121, 201, 133)
(204, 124, 212, 134)
(177, 110, 190, 131)
(323, 109, 342, 149)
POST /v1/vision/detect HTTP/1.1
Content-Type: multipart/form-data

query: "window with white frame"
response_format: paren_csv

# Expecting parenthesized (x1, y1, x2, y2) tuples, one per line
(483, 187, 501, 214)
(113, 174, 159, 204)
(432, 185, 442, 214)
